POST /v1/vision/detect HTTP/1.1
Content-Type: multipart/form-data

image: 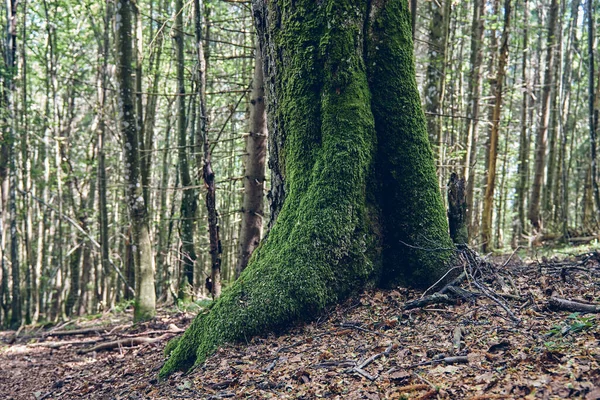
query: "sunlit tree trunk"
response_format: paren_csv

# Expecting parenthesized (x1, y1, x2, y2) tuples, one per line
(529, 0, 559, 231)
(175, 0, 198, 298)
(236, 43, 267, 277)
(588, 0, 600, 217)
(481, 0, 512, 253)
(115, 0, 156, 322)
(463, 0, 485, 241)
(513, 0, 530, 246)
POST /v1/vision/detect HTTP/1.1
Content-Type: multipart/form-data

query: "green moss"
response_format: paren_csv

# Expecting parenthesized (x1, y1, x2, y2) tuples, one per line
(163, 336, 180, 357)
(159, 0, 455, 379)
(159, 0, 379, 378)
(366, 0, 454, 287)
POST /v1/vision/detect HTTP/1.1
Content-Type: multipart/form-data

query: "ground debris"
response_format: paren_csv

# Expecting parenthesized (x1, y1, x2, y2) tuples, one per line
(1, 252, 600, 399)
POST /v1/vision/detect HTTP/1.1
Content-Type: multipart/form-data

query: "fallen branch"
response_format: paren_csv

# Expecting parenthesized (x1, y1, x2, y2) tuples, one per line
(548, 297, 600, 313)
(407, 355, 469, 368)
(312, 360, 356, 369)
(44, 327, 107, 337)
(470, 279, 521, 324)
(339, 322, 391, 337)
(118, 324, 184, 338)
(28, 339, 98, 348)
(404, 293, 457, 310)
(396, 384, 429, 393)
(353, 367, 377, 381)
(78, 333, 171, 354)
(356, 344, 394, 369)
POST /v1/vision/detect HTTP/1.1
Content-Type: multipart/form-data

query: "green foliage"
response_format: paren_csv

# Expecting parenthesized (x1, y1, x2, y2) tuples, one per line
(544, 313, 596, 352)
(113, 299, 135, 314)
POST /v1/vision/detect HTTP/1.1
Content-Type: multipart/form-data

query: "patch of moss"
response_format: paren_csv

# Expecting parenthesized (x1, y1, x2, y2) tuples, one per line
(366, 0, 454, 287)
(159, 0, 455, 378)
(160, 0, 379, 378)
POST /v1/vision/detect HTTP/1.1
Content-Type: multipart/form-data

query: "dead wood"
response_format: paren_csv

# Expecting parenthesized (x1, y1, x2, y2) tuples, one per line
(78, 333, 171, 354)
(404, 293, 457, 310)
(28, 339, 99, 348)
(44, 327, 107, 337)
(118, 324, 184, 338)
(408, 355, 469, 368)
(415, 389, 438, 400)
(452, 327, 464, 354)
(396, 384, 429, 393)
(548, 297, 600, 313)
(352, 367, 377, 381)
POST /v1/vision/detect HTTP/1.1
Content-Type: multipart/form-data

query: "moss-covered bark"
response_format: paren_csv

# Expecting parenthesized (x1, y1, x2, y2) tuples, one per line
(367, 0, 454, 286)
(159, 0, 453, 378)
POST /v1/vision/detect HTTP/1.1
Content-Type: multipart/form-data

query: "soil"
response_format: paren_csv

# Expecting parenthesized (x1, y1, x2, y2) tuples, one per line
(2, 251, 600, 399)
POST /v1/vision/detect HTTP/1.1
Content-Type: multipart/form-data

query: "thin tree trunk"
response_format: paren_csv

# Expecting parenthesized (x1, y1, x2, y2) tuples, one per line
(463, 0, 485, 240)
(156, 99, 174, 299)
(194, 0, 221, 298)
(481, 0, 512, 253)
(175, 0, 197, 298)
(588, 0, 600, 217)
(97, 0, 112, 309)
(529, 0, 559, 231)
(543, 13, 562, 220)
(115, 0, 156, 321)
(236, 42, 267, 277)
(5, 0, 21, 328)
(20, 0, 34, 324)
(514, 0, 530, 245)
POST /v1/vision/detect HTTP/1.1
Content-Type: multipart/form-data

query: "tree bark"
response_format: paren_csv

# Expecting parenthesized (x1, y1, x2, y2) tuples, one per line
(514, 0, 530, 245)
(115, 0, 156, 322)
(6, 0, 20, 329)
(481, 0, 512, 253)
(160, 0, 453, 377)
(236, 42, 267, 277)
(176, 0, 197, 298)
(463, 0, 485, 240)
(588, 0, 600, 217)
(529, 0, 559, 231)
(448, 173, 468, 244)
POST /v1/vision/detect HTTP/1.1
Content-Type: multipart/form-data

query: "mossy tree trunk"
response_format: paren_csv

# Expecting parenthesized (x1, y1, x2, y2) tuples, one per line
(160, 0, 453, 378)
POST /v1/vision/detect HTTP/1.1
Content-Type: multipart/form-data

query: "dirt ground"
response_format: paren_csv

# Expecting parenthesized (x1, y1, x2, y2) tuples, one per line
(2, 250, 600, 399)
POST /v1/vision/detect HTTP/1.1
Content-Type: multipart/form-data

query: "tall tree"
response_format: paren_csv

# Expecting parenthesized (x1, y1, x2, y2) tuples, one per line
(529, 0, 559, 231)
(175, 0, 197, 298)
(236, 42, 267, 277)
(481, 0, 513, 252)
(463, 0, 485, 239)
(514, 0, 531, 245)
(5, 0, 20, 328)
(115, 0, 156, 321)
(588, 0, 600, 216)
(423, 0, 451, 153)
(161, 0, 454, 377)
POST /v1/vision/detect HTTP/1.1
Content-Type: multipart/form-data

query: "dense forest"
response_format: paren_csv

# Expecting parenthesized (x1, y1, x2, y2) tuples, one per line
(0, 0, 598, 352)
(2, 0, 600, 398)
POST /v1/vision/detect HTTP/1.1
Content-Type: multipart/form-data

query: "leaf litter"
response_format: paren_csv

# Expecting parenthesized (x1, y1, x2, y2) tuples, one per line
(1, 250, 600, 399)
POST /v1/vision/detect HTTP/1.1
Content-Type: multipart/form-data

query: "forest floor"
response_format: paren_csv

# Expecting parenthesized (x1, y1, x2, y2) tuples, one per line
(2, 249, 600, 399)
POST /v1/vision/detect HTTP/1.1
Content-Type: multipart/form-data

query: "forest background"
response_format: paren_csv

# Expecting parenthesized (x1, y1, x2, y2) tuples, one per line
(0, 0, 598, 328)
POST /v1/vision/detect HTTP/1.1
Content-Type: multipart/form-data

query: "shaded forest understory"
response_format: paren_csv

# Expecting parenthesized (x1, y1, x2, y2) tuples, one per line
(2, 251, 600, 399)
